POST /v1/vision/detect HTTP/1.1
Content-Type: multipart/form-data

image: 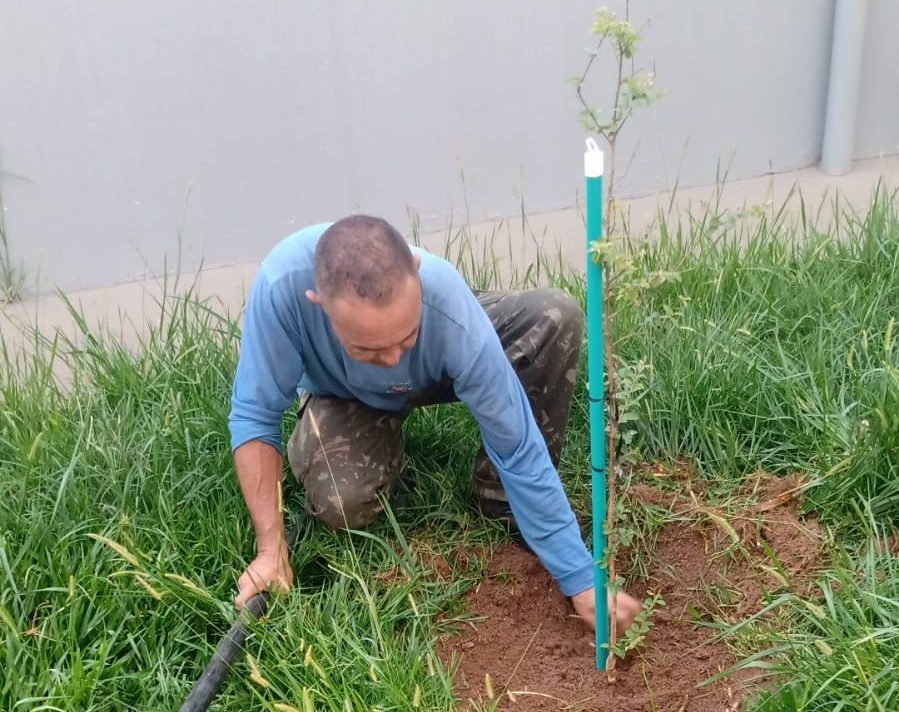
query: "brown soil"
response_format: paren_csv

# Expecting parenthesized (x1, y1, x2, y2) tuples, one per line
(886, 533, 899, 557)
(437, 474, 824, 711)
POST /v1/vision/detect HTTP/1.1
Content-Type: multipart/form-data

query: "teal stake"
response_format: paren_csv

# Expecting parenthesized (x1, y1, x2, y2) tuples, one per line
(585, 137, 609, 670)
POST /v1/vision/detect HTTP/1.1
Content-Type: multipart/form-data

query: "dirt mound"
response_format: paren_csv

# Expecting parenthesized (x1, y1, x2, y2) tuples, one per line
(438, 475, 824, 711)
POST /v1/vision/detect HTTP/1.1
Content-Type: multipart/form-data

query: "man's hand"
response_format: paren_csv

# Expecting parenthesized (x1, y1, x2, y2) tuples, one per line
(233, 440, 292, 609)
(570, 587, 643, 635)
(235, 543, 294, 609)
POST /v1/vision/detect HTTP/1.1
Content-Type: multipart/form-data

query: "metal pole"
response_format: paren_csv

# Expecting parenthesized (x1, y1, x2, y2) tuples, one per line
(584, 137, 609, 669)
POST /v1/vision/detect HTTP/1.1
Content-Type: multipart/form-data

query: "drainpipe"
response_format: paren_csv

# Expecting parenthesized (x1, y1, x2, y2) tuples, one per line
(820, 0, 868, 175)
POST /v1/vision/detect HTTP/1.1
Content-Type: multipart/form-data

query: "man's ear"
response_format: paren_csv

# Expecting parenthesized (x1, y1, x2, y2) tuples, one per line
(413, 254, 421, 270)
(305, 289, 322, 305)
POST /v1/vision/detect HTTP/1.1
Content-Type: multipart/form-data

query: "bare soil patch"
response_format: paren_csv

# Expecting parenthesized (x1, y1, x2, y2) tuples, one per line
(438, 474, 824, 711)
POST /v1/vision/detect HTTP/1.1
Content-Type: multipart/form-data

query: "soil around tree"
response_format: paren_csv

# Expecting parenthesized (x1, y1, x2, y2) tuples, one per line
(437, 473, 823, 711)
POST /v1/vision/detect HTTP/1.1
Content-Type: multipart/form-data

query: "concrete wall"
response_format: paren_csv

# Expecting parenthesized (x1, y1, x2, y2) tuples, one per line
(855, 0, 899, 158)
(0, 1, 895, 294)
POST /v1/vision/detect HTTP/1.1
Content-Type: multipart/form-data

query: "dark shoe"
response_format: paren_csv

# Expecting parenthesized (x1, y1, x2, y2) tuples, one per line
(475, 496, 533, 554)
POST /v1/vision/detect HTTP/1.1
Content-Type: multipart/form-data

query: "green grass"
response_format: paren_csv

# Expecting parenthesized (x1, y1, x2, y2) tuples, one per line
(716, 512, 899, 711)
(1, 185, 898, 710)
(610, 186, 899, 529)
(0, 295, 492, 710)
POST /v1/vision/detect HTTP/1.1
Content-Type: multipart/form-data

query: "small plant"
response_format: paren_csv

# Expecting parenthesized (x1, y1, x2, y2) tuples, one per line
(611, 479, 670, 581)
(614, 356, 652, 463)
(607, 590, 665, 659)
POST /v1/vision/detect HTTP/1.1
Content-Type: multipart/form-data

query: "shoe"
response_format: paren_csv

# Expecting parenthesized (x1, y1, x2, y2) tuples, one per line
(475, 496, 532, 554)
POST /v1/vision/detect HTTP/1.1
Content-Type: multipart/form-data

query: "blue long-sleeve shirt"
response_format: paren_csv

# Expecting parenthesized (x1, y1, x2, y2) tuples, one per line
(229, 223, 593, 596)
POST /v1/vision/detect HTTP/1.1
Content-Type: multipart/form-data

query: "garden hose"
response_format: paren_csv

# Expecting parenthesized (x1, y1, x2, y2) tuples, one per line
(180, 511, 307, 712)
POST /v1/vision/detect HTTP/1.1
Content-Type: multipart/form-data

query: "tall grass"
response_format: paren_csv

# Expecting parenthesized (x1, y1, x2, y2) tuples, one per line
(1, 184, 898, 709)
(608, 186, 899, 528)
(427, 184, 899, 529)
(1, 296, 247, 708)
(0, 293, 486, 710)
(719, 513, 899, 711)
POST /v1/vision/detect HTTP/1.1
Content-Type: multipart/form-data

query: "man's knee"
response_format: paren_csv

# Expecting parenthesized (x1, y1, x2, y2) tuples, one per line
(514, 288, 583, 355)
(308, 483, 385, 531)
(541, 288, 584, 336)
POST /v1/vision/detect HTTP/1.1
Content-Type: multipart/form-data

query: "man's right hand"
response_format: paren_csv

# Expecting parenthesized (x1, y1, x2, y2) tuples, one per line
(233, 440, 293, 609)
(235, 544, 294, 609)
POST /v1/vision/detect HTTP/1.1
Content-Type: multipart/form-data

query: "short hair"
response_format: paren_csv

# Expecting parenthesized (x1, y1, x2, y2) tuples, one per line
(314, 215, 417, 304)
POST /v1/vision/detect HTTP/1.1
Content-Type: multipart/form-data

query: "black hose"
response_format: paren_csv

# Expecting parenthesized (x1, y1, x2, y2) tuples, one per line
(180, 512, 306, 712)
(179, 592, 269, 712)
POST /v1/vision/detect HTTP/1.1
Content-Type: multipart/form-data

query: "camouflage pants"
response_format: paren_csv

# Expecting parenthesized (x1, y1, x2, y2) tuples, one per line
(286, 287, 584, 530)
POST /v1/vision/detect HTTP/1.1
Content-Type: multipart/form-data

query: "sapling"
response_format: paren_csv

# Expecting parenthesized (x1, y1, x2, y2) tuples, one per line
(572, 3, 663, 679)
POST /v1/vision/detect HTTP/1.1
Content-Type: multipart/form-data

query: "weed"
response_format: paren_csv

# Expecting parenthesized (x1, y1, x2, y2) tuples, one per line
(0, 177, 26, 303)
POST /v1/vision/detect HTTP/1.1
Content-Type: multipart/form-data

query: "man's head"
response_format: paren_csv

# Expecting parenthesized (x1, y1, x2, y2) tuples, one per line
(305, 215, 422, 368)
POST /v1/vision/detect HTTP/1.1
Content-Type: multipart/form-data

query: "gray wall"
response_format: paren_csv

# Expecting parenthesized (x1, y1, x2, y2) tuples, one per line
(856, 0, 899, 158)
(0, 1, 896, 293)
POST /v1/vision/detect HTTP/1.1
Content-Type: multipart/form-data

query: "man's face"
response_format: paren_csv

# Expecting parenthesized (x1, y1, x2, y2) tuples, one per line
(308, 269, 422, 368)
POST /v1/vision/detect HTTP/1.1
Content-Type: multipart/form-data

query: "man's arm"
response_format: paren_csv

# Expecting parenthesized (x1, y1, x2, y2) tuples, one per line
(233, 440, 294, 607)
(230, 271, 306, 607)
(451, 337, 594, 593)
(451, 338, 644, 632)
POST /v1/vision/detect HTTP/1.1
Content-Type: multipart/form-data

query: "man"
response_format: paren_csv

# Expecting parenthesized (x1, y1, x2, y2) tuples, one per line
(229, 215, 640, 632)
